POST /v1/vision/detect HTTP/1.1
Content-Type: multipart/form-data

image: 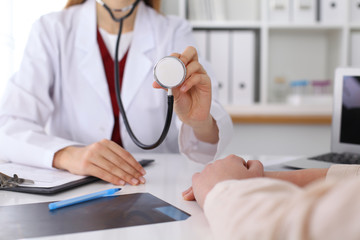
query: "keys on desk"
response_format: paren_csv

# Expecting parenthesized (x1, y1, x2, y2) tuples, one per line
(0, 172, 34, 188)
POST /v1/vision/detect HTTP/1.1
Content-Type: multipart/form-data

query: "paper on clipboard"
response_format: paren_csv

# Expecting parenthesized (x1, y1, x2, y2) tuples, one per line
(0, 162, 87, 188)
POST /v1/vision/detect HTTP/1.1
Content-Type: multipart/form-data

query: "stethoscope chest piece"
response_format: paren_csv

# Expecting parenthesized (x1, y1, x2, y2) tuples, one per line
(154, 56, 186, 89)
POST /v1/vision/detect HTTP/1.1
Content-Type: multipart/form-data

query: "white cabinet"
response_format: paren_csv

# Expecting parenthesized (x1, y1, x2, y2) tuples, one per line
(208, 31, 231, 104)
(231, 31, 256, 105)
(351, 30, 360, 67)
(320, 0, 347, 23)
(268, 0, 291, 22)
(268, 28, 342, 105)
(161, 0, 358, 122)
(351, 0, 360, 23)
(292, 0, 317, 23)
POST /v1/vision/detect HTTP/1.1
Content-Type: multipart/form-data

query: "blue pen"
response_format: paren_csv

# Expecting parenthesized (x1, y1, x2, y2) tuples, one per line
(48, 188, 121, 211)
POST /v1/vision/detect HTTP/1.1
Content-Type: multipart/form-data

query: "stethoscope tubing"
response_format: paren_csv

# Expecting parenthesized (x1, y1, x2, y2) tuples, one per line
(104, 0, 174, 149)
(96, 0, 140, 22)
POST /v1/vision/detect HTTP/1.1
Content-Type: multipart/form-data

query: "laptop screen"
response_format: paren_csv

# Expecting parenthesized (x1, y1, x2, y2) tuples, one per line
(340, 76, 360, 145)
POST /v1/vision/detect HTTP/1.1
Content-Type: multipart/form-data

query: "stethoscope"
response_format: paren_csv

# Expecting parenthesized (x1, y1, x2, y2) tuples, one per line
(96, 0, 186, 149)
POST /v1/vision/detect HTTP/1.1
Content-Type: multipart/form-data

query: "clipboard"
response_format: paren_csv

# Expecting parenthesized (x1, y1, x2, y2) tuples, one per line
(2, 176, 99, 195)
(0, 159, 154, 195)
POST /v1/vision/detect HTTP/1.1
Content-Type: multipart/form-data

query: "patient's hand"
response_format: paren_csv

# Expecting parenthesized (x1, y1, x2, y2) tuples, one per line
(183, 155, 264, 208)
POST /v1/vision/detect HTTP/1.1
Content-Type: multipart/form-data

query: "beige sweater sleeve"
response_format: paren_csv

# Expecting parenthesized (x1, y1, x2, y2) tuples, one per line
(326, 164, 360, 181)
(204, 167, 360, 240)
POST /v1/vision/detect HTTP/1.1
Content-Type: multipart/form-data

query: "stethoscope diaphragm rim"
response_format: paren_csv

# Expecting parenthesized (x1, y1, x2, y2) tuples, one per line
(153, 56, 186, 89)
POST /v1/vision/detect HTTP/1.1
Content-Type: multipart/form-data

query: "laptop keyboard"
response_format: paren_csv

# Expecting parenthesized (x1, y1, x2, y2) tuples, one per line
(310, 152, 360, 164)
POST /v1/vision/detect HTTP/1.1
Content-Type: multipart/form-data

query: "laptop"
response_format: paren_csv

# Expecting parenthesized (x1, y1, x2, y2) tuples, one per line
(284, 68, 360, 169)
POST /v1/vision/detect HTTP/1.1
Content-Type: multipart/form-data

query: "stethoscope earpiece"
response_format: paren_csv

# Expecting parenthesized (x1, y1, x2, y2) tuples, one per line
(154, 56, 186, 90)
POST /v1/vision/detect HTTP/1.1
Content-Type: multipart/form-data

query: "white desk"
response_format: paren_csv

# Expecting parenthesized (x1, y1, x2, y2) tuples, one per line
(0, 153, 297, 240)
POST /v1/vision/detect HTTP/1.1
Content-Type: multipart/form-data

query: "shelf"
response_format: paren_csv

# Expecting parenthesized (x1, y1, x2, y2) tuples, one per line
(230, 114, 332, 124)
(226, 104, 332, 125)
(350, 23, 360, 30)
(190, 20, 261, 30)
(162, 0, 355, 123)
(191, 21, 344, 30)
(267, 23, 344, 30)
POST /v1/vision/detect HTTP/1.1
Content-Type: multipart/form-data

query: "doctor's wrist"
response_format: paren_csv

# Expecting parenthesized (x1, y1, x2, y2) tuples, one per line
(190, 115, 219, 144)
(53, 146, 77, 170)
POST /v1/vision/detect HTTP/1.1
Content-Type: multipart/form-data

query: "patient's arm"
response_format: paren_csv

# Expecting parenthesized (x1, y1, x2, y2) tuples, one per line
(183, 155, 328, 202)
(202, 177, 360, 240)
(264, 168, 328, 187)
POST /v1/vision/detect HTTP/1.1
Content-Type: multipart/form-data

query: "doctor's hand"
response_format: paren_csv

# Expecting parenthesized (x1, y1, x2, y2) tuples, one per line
(53, 139, 146, 186)
(182, 155, 264, 208)
(153, 46, 219, 144)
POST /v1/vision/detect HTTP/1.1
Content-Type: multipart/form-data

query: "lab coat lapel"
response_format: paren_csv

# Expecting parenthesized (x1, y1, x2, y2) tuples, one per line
(121, 2, 155, 110)
(76, 0, 112, 111)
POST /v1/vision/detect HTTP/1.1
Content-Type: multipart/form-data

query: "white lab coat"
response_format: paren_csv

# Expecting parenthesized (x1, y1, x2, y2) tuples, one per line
(0, 0, 233, 169)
